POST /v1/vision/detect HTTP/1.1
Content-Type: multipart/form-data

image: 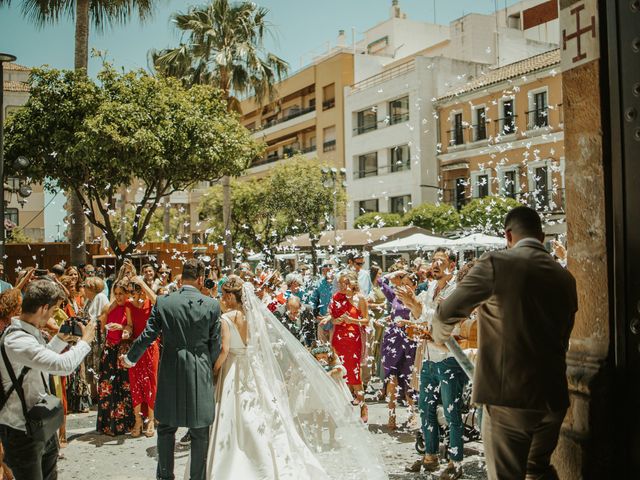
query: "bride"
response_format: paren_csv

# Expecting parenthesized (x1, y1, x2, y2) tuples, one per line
(193, 275, 388, 480)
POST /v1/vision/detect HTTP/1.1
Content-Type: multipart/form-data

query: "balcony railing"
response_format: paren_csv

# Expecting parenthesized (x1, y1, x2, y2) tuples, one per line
(389, 112, 410, 125)
(259, 105, 315, 130)
(354, 168, 379, 179)
(251, 144, 317, 167)
(323, 139, 336, 152)
(353, 123, 378, 135)
(471, 122, 487, 141)
(526, 107, 549, 130)
(445, 116, 520, 147)
(322, 98, 335, 110)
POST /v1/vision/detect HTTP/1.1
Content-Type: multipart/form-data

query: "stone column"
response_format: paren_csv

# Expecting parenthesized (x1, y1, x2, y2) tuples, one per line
(553, 0, 613, 477)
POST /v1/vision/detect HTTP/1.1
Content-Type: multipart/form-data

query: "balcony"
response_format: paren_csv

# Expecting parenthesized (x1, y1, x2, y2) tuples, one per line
(353, 123, 378, 135)
(251, 144, 317, 168)
(322, 98, 335, 110)
(323, 139, 336, 152)
(445, 116, 520, 148)
(526, 107, 549, 130)
(251, 106, 316, 137)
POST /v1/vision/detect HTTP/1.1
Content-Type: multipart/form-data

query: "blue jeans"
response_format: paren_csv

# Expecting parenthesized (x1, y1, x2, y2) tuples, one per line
(419, 356, 468, 461)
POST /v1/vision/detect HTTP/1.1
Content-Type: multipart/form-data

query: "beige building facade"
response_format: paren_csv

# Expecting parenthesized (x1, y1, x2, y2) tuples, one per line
(2, 62, 46, 242)
(435, 49, 565, 235)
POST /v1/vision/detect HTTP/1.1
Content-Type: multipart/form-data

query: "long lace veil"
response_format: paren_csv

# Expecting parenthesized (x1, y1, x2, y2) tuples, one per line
(241, 283, 388, 479)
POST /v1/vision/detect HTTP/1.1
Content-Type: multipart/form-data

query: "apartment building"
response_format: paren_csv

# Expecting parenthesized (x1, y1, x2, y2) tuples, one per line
(435, 49, 565, 234)
(343, 0, 560, 227)
(239, 49, 355, 177)
(2, 62, 46, 242)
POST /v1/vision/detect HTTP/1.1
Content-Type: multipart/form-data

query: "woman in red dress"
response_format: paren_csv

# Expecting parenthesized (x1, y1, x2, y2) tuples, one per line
(126, 276, 159, 438)
(330, 270, 370, 422)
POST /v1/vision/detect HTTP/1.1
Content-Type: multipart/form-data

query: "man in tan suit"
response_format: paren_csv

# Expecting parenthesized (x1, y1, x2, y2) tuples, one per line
(432, 206, 578, 480)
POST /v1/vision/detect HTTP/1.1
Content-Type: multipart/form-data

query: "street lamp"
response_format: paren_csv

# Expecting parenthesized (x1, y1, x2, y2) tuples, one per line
(321, 166, 347, 256)
(0, 52, 17, 274)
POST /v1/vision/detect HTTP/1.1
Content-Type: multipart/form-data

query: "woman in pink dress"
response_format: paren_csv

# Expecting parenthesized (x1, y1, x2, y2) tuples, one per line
(126, 276, 159, 437)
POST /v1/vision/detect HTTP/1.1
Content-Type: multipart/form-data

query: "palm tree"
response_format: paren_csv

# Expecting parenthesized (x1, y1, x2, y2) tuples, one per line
(152, 0, 288, 267)
(0, 0, 156, 265)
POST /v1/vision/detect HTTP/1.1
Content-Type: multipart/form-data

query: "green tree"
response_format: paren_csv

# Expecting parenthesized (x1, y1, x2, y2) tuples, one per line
(402, 203, 461, 234)
(269, 158, 342, 271)
(459, 196, 523, 235)
(354, 212, 403, 229)
(199, 178, 289, 260)
(112, 205, 191, 243)
(152, 0, 289, 267)
(0, 0, 158, 265)
(4, 64, 261, 262)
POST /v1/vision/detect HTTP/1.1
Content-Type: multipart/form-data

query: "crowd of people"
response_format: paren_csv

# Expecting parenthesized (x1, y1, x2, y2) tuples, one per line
(0, 206, 575, 480)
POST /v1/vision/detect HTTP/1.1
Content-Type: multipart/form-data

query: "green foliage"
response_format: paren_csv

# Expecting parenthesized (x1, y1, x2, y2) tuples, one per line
(111, 205, 191, 243)
(354, 212, 402, 229)
(402, 203, 461, 234)
(152, 0, 288, 107)
(4, 63, 261, 257)
(459, 196, 523, 235)
(5, 228, 33, 244)
(199, 157, 339, 259)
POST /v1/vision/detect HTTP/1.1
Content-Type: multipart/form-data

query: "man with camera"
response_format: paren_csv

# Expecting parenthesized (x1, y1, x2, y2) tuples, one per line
(0, 280, 95, 480)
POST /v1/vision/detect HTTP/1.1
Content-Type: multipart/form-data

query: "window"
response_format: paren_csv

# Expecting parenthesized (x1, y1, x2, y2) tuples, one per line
(355, 108, 377, 135)
(501, 99, 516, 134)
(528, 90, 548, 129)
(471, 171, 491, 198)
(452, 112, 464, 145)
(474, 107, 487, 141)
(390, 145, 410, 172)
(322, 84, 335, 110)
(309, 98, 316, 109)
(5, 208, 18, 226)
(245, 122, 255, 131)
(389, 96, 409, 125)
(323, 126, 336, 152)
(500, 168, 519, 198)
(390, 195, 412, 214)
(532, 166, 549, 208)
(455, 177, 467, 209)
(356, 152, 378, 178)
(356, 199, 379, 216)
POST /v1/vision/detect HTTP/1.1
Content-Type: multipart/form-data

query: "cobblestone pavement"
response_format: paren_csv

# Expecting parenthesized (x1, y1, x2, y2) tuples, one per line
(59, 400, 487, 480)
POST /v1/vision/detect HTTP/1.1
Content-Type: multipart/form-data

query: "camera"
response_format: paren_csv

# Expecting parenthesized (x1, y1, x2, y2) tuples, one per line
(33, 269, 50, 278)
(204, 278, 216, 290)
(59, 316, 89, 337)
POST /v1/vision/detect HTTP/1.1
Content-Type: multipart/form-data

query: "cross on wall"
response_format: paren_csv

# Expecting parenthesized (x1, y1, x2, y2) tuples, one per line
(562, 3, 597, 63)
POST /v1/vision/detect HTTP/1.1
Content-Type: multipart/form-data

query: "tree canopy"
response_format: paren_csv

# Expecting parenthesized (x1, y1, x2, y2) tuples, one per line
(4, 64, 261, 260)
(353, 212, 403, 229)
(459, 196, 523, 235)
(402, 203, 461, 234)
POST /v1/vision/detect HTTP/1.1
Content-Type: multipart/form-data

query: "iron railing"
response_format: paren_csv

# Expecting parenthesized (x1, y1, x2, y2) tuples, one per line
(322, 98, 335, 110)
(323, 139, 336, 152)
(440, 188, 566, 214)
(260, 105, 315, 130)
(526, 107, 549, 130)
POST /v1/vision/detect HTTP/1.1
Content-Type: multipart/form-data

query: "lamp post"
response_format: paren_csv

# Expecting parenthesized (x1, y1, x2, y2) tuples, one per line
(0, 53, 17, 274)
(321, 167, 347, 256)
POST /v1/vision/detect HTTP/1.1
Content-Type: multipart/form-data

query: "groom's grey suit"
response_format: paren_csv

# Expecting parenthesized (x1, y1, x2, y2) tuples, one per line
(126, 285, 221, 480)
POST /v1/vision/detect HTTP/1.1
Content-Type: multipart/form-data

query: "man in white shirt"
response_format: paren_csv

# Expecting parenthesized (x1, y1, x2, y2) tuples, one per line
(0, 280, 95, 480)
(399, 248, 467, 479)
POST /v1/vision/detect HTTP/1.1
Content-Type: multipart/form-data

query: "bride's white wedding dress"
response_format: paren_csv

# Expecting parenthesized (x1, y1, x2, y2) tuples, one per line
(193, 283, 388, 480)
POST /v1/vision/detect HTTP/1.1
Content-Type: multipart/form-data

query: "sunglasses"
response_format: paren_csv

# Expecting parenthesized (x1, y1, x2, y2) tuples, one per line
(354, 261, 365, 266)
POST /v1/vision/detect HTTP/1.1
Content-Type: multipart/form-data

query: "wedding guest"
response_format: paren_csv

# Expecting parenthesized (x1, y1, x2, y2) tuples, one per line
(274, 296, 316, 347)
(366, 265, 387, 384)
(153, 265, 172, 293)
(310, 264, 335, 343)
(334, 252, 372, 296)
(0, 264, 11, 293)
(141, 264, 157, 291)
(126, 276, 159, 438)
(96, 280, 135, 436)
(330, 271, 369, 422)
(0, 289, 21, 334)
(378, 269, 419, 429)
(285, 273, 308, 303)
(82, 277, 110, 399)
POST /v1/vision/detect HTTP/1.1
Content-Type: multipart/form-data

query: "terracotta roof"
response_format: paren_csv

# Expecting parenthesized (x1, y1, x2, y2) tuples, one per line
(436, 49, 561, 101)
(2, 63, 30, 72)
(278, 226, 432, 251)
(3, 80, 29, 92)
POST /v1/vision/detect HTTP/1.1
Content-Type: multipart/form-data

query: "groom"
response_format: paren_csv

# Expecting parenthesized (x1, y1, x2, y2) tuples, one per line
(122, 259, 221, 480)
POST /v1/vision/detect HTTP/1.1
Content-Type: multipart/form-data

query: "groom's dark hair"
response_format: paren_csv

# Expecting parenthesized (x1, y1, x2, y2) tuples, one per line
(182, 259, 205, 281)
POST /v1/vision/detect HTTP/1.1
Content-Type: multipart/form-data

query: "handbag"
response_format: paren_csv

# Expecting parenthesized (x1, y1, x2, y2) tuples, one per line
(0, 329, 64, 442)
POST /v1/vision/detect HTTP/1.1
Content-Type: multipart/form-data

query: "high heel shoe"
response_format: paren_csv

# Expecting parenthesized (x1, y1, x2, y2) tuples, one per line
(131, 419, 143, 438)
(387, 413, 397, 430)
(144, 422, 155, 438)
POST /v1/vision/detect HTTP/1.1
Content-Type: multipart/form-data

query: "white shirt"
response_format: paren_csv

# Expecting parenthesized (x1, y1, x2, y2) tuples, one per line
(0, 318, 90, 431)
(414, 278, 458, 363)
(84, 292, 109, 322)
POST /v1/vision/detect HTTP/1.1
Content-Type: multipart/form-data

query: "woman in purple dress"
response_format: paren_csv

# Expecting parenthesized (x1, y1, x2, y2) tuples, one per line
(379, 270, 419, 430)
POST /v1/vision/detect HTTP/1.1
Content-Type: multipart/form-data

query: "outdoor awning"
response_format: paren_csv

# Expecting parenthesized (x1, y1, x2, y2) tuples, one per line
(448, 233, 506, 250)
(372, 233, 453, 253)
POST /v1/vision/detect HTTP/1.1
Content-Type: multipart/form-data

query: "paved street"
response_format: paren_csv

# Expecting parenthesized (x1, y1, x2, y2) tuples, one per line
(59, 400, 487, 480)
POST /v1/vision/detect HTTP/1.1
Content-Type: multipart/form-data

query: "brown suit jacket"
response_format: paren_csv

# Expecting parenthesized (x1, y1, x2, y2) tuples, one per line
(433, 239, 577, 411)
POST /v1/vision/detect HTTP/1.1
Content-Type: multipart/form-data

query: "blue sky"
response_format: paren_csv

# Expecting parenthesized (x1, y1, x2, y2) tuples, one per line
(0, 0, 519, 239)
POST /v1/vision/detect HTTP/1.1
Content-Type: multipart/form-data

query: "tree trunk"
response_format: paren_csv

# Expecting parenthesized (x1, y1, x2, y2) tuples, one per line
(163, 197, 171, 239)
(222, 175, 232, 268)
(69, 0, 90, 266)
(310, 237, 319, 276)
(119, 186, 127, 244)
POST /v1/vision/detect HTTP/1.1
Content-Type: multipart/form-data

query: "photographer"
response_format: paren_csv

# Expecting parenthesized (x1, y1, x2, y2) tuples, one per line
(0, 280, 95, 480)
